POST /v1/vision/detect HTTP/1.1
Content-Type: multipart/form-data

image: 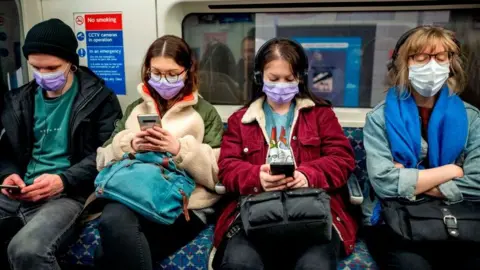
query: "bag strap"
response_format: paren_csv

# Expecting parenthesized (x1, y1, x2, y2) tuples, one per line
(180, 189, 190, 222)
(441, 207, 459, 238)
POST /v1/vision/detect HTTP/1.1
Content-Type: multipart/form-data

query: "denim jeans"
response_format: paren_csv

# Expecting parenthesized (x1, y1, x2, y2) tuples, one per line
(0, 194, 83, 270)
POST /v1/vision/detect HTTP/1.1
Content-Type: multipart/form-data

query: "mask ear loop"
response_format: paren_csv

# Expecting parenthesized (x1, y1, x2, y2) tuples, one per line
(58, 64, 74, 96)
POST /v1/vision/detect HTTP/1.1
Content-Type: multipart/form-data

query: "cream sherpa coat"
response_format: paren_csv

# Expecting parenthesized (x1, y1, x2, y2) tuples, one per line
(96, 83, 223, 209)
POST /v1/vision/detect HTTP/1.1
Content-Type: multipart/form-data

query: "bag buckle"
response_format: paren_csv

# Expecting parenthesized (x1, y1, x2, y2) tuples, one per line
(443, 215, 457, 226)
(442, 208, 459, 238)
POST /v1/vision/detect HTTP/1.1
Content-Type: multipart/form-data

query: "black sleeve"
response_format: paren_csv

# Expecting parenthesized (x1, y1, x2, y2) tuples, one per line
(59, 92, 123, 194)
(0, 87, 22, 182)
(0, 132, 22, 182)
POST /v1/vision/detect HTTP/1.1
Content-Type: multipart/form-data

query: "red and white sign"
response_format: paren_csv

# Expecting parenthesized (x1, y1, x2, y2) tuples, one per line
(75, 16, 84, 25)
(85, 14, 122, 31)
(0, 16, 5, 26)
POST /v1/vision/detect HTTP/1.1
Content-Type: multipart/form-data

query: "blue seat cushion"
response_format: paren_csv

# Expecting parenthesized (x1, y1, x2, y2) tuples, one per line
(60, 219, 377, 269)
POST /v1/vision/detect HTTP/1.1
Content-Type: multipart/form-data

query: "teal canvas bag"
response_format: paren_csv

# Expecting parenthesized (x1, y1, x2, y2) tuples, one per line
(94, 152, 195, 224)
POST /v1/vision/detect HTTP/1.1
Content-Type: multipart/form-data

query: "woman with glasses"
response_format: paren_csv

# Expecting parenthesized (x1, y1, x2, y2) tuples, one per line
(363, 26, 480, 269)
(94, 35, 224, 270)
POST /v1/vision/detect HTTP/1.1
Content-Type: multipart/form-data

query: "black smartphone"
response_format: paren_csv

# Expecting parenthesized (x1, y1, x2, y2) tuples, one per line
(0, 185, 21, 194)
(270, 162, 295, 177)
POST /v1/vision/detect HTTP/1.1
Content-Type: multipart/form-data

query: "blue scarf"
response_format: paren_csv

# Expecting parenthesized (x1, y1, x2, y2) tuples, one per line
(370, 85, 468, 225)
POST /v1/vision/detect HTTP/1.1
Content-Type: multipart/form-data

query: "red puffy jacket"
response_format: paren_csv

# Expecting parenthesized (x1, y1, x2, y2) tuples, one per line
(214, 97, 358, 255)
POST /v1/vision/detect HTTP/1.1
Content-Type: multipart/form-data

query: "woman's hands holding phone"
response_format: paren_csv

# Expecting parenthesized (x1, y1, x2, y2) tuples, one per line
(132, 127, 180, 155)
(260, 165, 309, 191)
(260, 164, 291, 191)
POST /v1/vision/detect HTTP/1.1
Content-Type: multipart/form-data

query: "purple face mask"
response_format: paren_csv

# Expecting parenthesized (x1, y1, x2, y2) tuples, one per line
(148, 74, 184, 100)
(33, 68, 68, 92)
(262, 81, 299, 104)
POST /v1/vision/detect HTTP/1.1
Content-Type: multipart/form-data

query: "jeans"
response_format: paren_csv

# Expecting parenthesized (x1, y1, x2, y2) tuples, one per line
(95, 201, 206, 270)
(364, 225, 480, 270)
(0, 194, 83, 270)
(213, 227, 341, 270)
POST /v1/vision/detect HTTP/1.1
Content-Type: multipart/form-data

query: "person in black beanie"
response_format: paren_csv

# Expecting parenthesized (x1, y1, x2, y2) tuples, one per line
(0, 18, 122, 270)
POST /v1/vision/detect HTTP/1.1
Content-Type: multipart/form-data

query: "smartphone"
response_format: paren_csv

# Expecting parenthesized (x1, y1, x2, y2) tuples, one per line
(0, 185, 21, 194)
(137, 114, 161, 129)
(270, 162, 295, 178)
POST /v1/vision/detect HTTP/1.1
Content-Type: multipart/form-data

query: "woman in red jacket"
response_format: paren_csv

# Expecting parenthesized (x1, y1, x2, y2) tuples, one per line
(212, 38, 357, 270)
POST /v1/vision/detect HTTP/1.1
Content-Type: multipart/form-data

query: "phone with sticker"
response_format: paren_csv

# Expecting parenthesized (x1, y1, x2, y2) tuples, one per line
(137, 114, 162, 129)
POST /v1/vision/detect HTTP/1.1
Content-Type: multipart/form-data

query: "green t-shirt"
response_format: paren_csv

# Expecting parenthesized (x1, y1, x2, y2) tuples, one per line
(24, 76, 78, 185)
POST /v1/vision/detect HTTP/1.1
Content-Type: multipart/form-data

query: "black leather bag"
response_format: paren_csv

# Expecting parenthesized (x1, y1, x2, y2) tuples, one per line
(240, 188, 332, 244)
(382, 198, 480, 242)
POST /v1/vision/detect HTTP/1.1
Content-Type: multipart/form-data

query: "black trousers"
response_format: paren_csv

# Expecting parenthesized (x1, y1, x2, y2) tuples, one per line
(213, 227, 341, 270)
(94, 202, 205, 270)
(364, 225, 480, 270)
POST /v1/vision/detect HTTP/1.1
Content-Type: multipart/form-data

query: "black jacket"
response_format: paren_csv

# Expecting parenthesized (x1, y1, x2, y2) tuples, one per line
(0, 67, 122, 200)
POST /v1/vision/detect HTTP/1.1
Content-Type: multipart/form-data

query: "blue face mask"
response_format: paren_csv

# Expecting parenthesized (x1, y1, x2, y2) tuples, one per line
(262, 81, 299, 104)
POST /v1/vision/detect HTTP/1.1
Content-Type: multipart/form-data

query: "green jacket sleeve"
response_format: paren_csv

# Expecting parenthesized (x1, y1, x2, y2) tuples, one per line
(102, 98, 143, 147)
(193, 97, 224, 148)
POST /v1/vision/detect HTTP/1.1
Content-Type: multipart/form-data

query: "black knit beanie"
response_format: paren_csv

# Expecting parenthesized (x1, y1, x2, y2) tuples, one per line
(22, 18, 79, 66)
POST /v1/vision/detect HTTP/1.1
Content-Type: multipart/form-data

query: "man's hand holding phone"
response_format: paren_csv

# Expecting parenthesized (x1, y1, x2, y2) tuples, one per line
(1, 174, 26, 198)
(19, 174, 64, 202)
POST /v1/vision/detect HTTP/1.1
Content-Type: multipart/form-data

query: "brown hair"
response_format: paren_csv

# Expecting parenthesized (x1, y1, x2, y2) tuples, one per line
(141, 35, 198, 112)
(248, 38, 328, 106)
(388, 26, 467, 94)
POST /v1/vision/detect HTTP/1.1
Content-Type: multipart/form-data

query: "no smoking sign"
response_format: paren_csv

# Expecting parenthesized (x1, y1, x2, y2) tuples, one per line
(75, 16, 84, 25)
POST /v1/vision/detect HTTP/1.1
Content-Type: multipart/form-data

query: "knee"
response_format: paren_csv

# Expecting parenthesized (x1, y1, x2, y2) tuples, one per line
(98, 202, 140, 242)
(218, 243, 264, 270)
(8, 236, 47, 264)
(98, 203, 138, 232)
(386, 251, 431, 270)
(295, 252, 336, 270)
(219, 261, 263, 270)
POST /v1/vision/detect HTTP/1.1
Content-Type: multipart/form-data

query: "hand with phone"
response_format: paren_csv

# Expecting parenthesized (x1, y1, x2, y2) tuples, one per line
(133, 114, 166, 153)
(133, 114, 180, 155)
(287, 171, 309, 189)
(259, 164, 293, 192)
(1, 174, 26, 198)
(144, 126, 180, 155)
(19, 174, 64, 202)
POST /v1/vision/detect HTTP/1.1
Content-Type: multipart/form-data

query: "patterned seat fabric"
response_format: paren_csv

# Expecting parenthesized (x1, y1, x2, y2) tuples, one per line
(60, 127, 378, 269)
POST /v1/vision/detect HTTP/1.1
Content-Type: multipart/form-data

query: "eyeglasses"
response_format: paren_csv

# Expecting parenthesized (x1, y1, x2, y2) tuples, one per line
(149, 69, 186, 83)
(409, 51, 452, 65)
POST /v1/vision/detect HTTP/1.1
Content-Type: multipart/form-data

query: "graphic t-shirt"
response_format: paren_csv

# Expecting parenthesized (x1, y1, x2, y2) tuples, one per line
(24, 76, 78, 185)
(263, 101, 295, 164)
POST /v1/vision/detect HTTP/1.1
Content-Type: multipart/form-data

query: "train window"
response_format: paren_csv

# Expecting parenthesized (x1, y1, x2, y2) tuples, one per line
(0, 0, 26, 93)
(183, 9, 479, 108)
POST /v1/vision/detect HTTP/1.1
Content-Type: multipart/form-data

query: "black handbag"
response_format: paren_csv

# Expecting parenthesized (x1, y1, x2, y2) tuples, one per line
(382, 198, 480, 242)
(239, 188, 332, 244)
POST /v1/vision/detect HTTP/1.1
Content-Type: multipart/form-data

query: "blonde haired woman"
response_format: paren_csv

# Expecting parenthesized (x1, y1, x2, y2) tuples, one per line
(364, 26, 480, 269)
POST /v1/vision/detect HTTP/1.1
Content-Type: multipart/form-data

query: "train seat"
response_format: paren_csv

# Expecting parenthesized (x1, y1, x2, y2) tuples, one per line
(59, 127, 378, 269)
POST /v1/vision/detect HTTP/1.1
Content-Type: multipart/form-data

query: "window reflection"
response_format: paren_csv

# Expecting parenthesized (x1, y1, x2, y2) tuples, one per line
(183, 9, 480, 108)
